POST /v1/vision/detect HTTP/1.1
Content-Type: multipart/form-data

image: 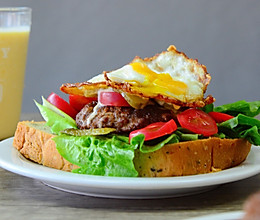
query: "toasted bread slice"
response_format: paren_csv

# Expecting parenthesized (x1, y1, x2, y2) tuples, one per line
(134, 137, 251, 177)
(13, 121, 251, 177)
(13, 121, 79, 171)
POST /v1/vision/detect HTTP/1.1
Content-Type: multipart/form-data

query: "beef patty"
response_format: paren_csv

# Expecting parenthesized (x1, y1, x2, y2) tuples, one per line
(76, 101, 175, 133)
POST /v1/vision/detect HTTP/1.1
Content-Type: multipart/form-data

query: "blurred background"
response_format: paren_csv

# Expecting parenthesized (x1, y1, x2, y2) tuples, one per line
(1, 0, 260, 113)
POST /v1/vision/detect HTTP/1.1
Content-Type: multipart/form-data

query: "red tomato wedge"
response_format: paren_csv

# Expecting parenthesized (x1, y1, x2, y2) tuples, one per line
(129, 119, 177, 141)
(177, 108, 218, 136)
(69, 95, 97, 112)
(47, 92, 78, 119)
(208, 112, 234, 123)
(98, 91, 131, 107)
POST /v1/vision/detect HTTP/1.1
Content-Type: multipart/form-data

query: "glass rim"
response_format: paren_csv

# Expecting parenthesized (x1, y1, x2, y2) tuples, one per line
(0, 7, 31, 13)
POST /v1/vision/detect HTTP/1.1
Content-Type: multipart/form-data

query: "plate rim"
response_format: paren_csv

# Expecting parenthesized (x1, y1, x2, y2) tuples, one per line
(0, 137, 260, 191)
(186, 211, 244, 220)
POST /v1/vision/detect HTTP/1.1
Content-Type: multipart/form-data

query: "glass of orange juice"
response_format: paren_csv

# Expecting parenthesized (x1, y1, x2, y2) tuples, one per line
(0, 7, 31, 140)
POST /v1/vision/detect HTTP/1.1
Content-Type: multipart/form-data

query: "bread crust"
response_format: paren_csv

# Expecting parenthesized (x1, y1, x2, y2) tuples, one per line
(134, 137, 251, 177)
(13, 121, 251, 177)
(13, 121, 79, 171)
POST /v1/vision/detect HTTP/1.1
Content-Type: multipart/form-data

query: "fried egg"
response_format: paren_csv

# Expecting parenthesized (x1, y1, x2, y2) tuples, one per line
(105, 45, 212, 107)
(61, 45, 214, 108)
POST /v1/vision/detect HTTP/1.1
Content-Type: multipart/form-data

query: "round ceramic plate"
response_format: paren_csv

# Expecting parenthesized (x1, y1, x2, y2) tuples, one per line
(187, 211, 244, 220)
(0, 137, 260, 199)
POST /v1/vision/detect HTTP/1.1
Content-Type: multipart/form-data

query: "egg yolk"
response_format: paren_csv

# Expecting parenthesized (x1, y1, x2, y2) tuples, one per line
(130, 62, 187, 96)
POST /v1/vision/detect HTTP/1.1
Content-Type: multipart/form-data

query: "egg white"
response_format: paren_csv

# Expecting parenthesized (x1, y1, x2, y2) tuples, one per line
(106, 46, 210, 104)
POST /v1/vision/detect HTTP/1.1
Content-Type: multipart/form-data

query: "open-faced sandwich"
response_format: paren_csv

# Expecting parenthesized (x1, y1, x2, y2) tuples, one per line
(13, 45, 260, 177)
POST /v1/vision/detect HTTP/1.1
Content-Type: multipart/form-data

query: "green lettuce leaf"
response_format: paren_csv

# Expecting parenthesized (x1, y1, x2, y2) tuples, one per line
(131, 134, 178, 153)
(175, 130, 199, 141)
(240, 126, 260, 146)
(214, 100, 260, 117)
(35, 97, 77, 134)
(131, 130, 200, 153)
(53, 134, 138, 177)
(218, 114, 260, 145)
(201, 103, 214, 113)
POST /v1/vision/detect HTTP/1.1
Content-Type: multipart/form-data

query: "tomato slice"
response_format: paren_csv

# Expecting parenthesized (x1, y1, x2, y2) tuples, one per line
(69, 95, 97, 112)
(47, 92, 78, 119)
(177, 108, 218, 136)
(208, 112, 234, 123)
(98, 91, 131, 107)
(129, 119, 177, 141)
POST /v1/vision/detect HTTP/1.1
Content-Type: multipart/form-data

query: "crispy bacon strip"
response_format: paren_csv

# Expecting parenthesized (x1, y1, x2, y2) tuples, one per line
(60, 81, 107, 97)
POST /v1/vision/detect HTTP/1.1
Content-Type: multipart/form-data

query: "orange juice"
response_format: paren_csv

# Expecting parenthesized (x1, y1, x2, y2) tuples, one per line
(0, 27, 30, 139)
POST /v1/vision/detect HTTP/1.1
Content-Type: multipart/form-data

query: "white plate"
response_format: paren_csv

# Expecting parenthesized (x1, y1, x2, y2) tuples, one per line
(187, 211, 244, 220)
(0, 137, 260, 199)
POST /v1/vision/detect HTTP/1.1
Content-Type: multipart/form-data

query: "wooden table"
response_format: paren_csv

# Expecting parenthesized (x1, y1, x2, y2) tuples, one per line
(1, 113, 259, 220)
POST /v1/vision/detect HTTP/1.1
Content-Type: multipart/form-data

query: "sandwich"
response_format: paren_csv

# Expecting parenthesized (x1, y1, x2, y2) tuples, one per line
(13, 45, 260, 177)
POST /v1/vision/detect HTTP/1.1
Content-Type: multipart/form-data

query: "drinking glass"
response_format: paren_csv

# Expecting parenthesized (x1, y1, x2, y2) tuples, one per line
(0, 7, 32, 140)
